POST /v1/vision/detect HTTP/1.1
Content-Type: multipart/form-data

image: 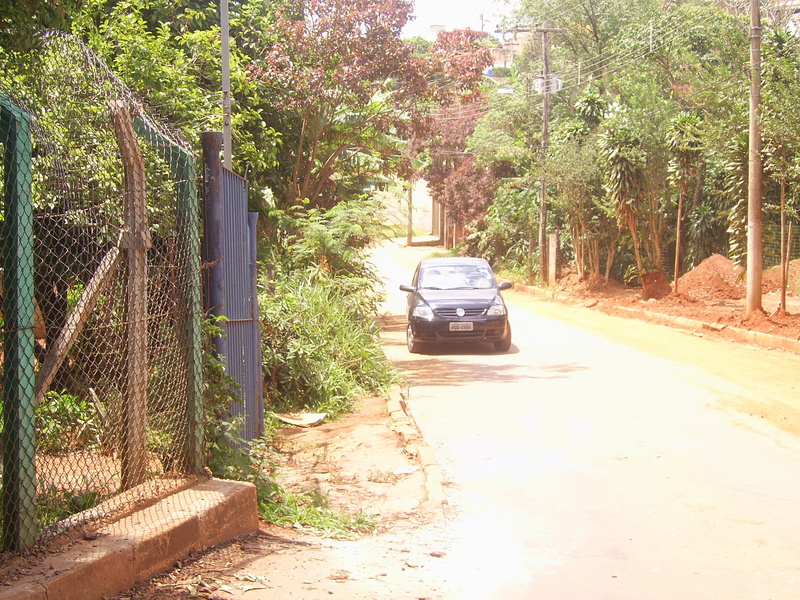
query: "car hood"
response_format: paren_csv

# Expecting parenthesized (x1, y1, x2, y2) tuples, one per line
(416, 288, 500, 309)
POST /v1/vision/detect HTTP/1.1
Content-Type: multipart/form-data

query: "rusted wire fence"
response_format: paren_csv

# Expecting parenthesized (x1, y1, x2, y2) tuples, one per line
(0, 32, 204, 557)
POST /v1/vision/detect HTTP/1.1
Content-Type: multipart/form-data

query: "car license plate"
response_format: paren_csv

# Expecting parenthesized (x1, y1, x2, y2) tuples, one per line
(449, 322, 473, 331)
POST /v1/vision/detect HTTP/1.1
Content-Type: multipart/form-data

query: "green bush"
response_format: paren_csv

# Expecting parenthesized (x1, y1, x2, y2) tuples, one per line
(36, 390, 101, 454)
(258, 196, 397, 416)
(264, 196, 390, 279)
(260, 267, 397, 416)
(464, 183, 539, 281)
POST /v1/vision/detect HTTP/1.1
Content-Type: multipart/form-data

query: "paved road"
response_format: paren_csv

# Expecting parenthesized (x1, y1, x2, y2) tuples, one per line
(375, 240, 800, 600)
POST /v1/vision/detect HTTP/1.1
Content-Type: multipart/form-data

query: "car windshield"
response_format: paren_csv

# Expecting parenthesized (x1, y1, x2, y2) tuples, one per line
(418, 264, 495, 290)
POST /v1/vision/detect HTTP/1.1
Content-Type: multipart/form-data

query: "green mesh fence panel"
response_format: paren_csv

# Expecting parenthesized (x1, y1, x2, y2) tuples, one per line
(0, 31, 204, 556)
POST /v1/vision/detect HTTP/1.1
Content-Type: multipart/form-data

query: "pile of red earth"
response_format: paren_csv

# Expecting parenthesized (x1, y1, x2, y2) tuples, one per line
(559, 254, 800, 302)
(763, 258, 800, 294)
(677, 254, 800, 300)
(677, 254, 745, 301)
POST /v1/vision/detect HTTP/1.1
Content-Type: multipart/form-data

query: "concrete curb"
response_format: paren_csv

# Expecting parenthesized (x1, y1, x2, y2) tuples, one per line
(0, 479, 259, 600)
(512, 282, 800, 354)
(387, 385, 448, 517)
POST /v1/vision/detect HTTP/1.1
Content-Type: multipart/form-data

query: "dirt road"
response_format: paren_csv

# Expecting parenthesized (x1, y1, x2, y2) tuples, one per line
(380, 240, 800, 599)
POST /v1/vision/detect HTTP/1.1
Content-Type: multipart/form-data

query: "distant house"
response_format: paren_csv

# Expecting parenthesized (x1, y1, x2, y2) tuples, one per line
(490, 29, 532, 68)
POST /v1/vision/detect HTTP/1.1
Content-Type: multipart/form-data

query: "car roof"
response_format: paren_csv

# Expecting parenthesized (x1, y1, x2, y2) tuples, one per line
(419, 257, 492, 268)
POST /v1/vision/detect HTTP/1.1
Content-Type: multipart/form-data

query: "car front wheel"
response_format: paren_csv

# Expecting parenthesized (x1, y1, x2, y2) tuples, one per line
(494, 327, 512, 352)
(407, 323, 423, 354)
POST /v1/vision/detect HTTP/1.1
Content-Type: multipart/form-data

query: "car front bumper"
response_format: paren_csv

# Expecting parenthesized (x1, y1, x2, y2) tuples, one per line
(409, 316, 509, 343)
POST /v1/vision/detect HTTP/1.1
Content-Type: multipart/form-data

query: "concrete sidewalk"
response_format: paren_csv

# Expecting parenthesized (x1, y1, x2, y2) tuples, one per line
(0, 480, 258, 600)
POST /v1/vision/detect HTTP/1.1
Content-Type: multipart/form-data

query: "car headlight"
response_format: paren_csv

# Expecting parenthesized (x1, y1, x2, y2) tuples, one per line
(412, 305, 435, 319)
(487, 297, 506, 316)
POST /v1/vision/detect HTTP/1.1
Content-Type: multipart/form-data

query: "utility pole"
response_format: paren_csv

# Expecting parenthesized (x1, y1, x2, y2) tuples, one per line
(535, 23, 560, 285)
(221, 0, 232, 170)
(746, 0, 763, 315)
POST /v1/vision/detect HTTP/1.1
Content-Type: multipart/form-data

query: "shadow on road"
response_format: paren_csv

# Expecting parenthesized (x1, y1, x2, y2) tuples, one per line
(378, 312, 590, 387)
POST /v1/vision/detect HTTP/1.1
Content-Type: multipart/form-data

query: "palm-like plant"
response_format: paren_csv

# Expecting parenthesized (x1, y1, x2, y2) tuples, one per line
(599, 125, 647, 282)
(575, 90, 608, 131)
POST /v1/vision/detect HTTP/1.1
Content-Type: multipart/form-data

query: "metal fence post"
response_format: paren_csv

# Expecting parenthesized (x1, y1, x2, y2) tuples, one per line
(201, 132, 227, 360)
(0, 94, 37, 551)
(110, 101, 150, 490)
(175, 156, 205, 475)
(248, 212, 264, 438)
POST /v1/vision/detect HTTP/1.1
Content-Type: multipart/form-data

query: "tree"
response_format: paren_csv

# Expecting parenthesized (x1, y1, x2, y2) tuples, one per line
(515, 0, 660, 86)
(405, 35, 432, 56)
(544, 89, 616, 283)
(404, 30, 495, 244)
(469, 83, 540, 168)
(599, 123, 647, 282)
(424, 29, 493, 104)
(68, 0, 286, 211)
(549, 135, 613, 282)
(762, 28, 800, 312)
(667, 112, 703, 292)
(248, 0, 429, 207)
(425, 102, 489, 227)
(0, 0, 79, 51)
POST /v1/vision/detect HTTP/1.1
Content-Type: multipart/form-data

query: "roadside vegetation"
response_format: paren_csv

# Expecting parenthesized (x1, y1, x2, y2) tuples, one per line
(260, 200, 397, 418)
(449, 1, 800, 302)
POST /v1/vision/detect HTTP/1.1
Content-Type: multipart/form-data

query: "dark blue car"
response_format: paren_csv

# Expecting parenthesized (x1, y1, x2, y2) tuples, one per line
(400, 257, 512, 353)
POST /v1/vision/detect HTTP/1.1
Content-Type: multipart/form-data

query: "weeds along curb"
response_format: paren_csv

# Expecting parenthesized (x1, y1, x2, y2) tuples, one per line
(387, 385, 448, 517)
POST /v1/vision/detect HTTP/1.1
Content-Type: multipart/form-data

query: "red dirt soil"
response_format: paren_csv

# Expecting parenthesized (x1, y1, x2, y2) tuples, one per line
(556, 254, 800, 340)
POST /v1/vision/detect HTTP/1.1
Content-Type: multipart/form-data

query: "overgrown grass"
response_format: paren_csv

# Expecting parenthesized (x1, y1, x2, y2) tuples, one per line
(35, 390, 102, 454)
(493, 264, 530, 285)
(37, 486, 103, 529)
(260, 266, 398, 417)
(204, 414, 374, 536)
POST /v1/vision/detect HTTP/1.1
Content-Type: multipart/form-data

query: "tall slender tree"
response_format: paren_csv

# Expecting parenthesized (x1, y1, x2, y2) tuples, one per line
(667, 112, 703, 293)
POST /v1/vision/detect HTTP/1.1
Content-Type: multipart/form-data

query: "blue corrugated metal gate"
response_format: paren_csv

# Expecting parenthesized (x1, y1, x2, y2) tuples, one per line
(219, 169, 263, 440)
(202, 133, 263, 441)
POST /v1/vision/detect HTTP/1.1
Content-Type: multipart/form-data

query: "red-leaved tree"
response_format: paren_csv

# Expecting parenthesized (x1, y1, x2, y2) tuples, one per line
(248, 1, 493, 207)
(249, 0, 429, 206)
(416, 30, 496, 237)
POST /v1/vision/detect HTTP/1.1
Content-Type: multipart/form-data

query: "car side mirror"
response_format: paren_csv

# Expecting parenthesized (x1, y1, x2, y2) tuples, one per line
(498, 281, 513, 291)
(399, 284, 416, 293)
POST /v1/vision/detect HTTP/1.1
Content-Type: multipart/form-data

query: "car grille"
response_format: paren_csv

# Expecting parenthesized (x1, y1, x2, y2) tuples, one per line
(436, 307, 486, 318)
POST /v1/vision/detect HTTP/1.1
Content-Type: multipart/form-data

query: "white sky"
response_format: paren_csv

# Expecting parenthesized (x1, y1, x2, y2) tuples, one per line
(402, 0, 507, 40)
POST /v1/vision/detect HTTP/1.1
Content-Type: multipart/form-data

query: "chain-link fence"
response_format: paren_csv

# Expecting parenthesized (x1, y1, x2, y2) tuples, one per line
(763, 217, 800, 270)
(0, 31, 204, 557)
